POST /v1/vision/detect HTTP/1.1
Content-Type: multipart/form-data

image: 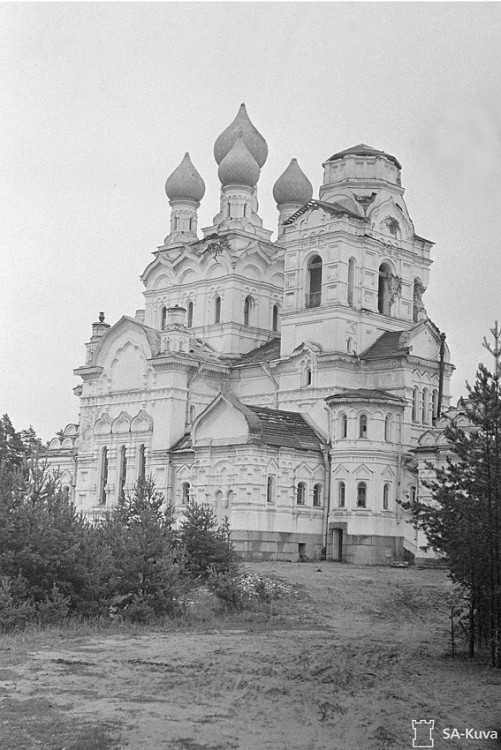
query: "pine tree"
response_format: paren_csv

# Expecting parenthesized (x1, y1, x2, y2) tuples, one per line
(404, 323, 501, 666)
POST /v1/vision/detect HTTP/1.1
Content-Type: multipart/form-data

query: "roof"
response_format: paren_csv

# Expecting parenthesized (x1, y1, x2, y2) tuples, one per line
(246, 405, 324, 451)
(326, 388, 406, 405)
(325, 144, 402, 170)
(283, 199, 364, 225)
(360, 331, 409, 360)
(235, 337, 281, 365)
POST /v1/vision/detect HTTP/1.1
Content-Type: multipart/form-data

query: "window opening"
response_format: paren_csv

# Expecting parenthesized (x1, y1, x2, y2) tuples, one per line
(187, 301, 193, 327)
(181, 482, 190, 504)
(296, 481, 306, 505)
(267, 476, 274, 503)
(99, 447, 108, 506)
(383, 483, 390, 510)
(338, 481, 346, 508)
(306, 255, 322, 308)
(357, 481, 367, 508)
(313, 484, 322, 507)
(348, 258, 356, 307)
(119, 445, 127, 501)
(214, 296, 221, 324)
(137, 444, 146, 481)
(359, 414, 368, 439)
(378, 263, 392, 315)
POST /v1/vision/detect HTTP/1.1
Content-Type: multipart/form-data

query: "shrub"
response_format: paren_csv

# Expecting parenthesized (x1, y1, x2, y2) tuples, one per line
(179, 501, 237, 579)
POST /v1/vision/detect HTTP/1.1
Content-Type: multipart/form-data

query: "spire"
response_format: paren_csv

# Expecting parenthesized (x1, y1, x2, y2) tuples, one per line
(273, 158, 313, 205)
(165, 152, 206, 203)
(214, 103, 268, 168)
(218, 137, 260, 188)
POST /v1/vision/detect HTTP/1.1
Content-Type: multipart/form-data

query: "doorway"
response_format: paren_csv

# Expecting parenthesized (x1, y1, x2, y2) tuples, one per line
(332, 529, 343, 562)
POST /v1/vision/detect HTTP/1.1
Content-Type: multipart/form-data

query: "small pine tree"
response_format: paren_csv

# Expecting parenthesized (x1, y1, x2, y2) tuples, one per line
(179, 500, 237, 579)
(404, 323, 501, 666)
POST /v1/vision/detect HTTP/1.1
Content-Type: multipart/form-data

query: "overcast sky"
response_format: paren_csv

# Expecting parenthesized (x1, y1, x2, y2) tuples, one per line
(1, 2, 501, 441)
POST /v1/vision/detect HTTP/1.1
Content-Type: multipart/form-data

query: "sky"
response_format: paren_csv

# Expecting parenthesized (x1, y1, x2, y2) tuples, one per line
(1, 2, 501, 441)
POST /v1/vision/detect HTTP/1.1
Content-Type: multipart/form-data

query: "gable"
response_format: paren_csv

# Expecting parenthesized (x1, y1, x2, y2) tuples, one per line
(409, 326, 440, 361)
(194, 400, 249, 445)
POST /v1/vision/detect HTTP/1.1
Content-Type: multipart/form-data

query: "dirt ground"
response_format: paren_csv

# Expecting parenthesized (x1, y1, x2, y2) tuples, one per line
(1, 562, 501, 750)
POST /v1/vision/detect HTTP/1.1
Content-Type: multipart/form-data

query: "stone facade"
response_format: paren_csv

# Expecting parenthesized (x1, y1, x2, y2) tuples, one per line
(47, 107, 454, 563)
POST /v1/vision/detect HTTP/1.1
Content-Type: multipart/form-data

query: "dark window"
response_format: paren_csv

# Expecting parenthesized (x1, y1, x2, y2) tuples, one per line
(359, 414, 368, 439)
(244, 295, 254, 326)
(306, 255, 322, 308)
(296, 481, 306, 505)
(187, 301, 193, 327)
(412, 388, 419, 422)
(313, 484, 322, 507)
(161, 306, 167, 329)
(422, 388, 429, 425)
(378, 263, 391, 315)
(348, 258, 356, 307)
(181, 482, 190, 504)
(340, 413, 348, 439)
(272, 304, 279, 332)
(384, 415, 392, 442)
(357, 482, 367, 508)
(119, 445, 127, 501)
(267, 476, 274, 503)
(99, 447, 108, 506)
(137, 444, 146, 481)
(338, 482, 346, 508)
(214, 296, 221, 324)
(383, 483, 390, 510)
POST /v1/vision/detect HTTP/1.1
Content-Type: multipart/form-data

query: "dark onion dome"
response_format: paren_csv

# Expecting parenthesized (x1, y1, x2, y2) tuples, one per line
(325, 143, 402, 170)
(273, 158, 313, 205)
(218, 137, 260, 188)
(214, 103, 268, 168)
(165, 152, 206, 202)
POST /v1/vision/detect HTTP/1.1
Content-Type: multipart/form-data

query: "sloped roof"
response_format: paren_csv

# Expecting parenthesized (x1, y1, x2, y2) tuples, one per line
(235, 337, 281, 365)
(284, 199, 364, 225)
(246, 405, 324, 451)
(325, 144, 402, 170)
(360, 331, 409, 360)
(326, 388, 406, 405)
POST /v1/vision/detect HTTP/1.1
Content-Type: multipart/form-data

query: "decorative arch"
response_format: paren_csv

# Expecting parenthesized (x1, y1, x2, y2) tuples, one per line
(94, 413, 112, 436)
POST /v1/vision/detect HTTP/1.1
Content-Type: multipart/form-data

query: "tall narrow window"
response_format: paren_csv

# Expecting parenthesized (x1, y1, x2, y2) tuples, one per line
(422, 388, 429, 425)
(267, 476, 274, 503)
(359, 414, 368, 439)
(378, 263, 392, 315)
(99, 447, 108, 506)
(432, 389, 438, 422)
(244, 295, 254, 326)
(214, 296, 221, 324)
(338, 481, 346, 508)
(412, 387, 419, 423)
(296, 481, 306, 505)
(384, 415, 392, 442)
(313, 484, 322, 507)
(383, 483, 390, 510)
(348, 258, 356, 307)
(306, 255, 322, 308)
(181, 482, 190, 504)
(340, 413, 348, 439)
(187, 301, 193, 327)
(161, 306, 167, 329)
(137, 444, 146, 481)
(272, 304, 279, 332)
(118, 445, 127, 501)
(357, 481, 367, 508)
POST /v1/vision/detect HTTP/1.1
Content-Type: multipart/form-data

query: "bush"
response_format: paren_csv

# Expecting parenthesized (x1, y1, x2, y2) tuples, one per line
(208, 570, 293, 610)
(0, 577, 36, 632)
(179, 502, 237, 579)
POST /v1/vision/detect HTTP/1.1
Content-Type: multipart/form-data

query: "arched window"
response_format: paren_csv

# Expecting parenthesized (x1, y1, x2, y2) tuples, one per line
(189, 405, 195, 423)
(313, 484, 322, 507)
(412, 387, 419, 423)
(384, 415, 392, 442)
(357, 481, 367, 508)
(378, 263, 392, 315)
(347, 337, 352, 353)
(359, 414, 368, 439)
(243, 295, 254, 326)
(306, 255, 322, 308)
(340, 413, 348, 439)
(338, 481, 346, 508)
(181, 482, 190, 504)
(267, 476, 275, 503)
(383, 483, 390, 510)
(348, 258, 356, 307)
(137, 444, 146, 481)
(296, 481, 306, 505)
(99, 447, 108, 506)
(214, 296, 221, 324)
(432, 389, 439, 422)
(272, 304, 279, 332)
(187, 301, 194, 328)
(422, 388, 429, 425)
(413, 278, 423, 323)
(161, 306, 167, 329)
(305, 366, 312, 386)
(118, 445, 127, 501)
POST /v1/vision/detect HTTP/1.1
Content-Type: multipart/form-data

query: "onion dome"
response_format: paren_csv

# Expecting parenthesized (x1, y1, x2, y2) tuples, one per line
(218, 137, 260, 188)
(273, 158, 313, 205)
(165, 152, 206, 203)
(214, 103, 268, 168)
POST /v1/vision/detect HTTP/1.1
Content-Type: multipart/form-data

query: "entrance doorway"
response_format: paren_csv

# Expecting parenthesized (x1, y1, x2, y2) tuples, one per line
(332, 529, 343, 562)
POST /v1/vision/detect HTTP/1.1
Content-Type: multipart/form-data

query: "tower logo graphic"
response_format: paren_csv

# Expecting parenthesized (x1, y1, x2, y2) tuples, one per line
(412, 719, 435, 748)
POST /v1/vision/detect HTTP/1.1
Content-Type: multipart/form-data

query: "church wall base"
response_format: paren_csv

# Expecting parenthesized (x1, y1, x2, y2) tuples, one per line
(231, 530, 324, 561)
(341, 533, 404, 565)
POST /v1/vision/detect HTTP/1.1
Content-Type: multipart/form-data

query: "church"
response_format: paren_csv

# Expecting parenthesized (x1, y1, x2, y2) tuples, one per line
(47, 104, 454, 564)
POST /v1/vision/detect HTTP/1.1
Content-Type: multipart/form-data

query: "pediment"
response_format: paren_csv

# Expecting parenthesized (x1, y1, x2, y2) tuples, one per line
(92, 317, 160, 368)
(353, 463, 373, 478)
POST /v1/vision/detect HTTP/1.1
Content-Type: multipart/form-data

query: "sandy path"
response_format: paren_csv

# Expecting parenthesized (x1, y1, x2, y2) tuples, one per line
(1, 563, 501, 750)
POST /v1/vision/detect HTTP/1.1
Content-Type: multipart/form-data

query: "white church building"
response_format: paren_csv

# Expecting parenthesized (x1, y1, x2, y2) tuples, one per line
(47, 104, 454, 564)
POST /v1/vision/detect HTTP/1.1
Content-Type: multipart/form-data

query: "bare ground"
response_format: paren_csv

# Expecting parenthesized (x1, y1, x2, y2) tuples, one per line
(1, 562, 501, 750)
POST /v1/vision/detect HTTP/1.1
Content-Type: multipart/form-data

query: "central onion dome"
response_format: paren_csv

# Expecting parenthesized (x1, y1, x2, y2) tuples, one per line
(218, 137, 260, 187)
(214, 103, 268, 168)
(273, 159, 313, 205)
(165, 152, 206, 203)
